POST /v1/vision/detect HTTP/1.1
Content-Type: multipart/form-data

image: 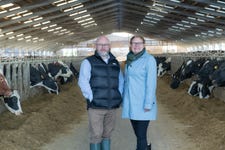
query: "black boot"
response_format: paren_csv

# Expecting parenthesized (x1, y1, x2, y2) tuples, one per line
(147, 143, 151, 150)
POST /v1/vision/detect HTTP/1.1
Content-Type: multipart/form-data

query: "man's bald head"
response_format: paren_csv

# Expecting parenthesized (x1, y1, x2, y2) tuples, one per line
(96, 36, 110, 44)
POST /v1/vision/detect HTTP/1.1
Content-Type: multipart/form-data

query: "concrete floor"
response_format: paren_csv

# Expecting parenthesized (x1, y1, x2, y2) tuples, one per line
(41, 104, 197, 150)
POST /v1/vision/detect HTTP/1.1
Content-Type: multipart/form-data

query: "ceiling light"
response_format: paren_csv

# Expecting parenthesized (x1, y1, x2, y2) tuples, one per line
(42, 21, 51, 24)
(48, 29, 54, 32)
(9, 36, 15, 39)
(53, 0, 64, 4)
(17, 10, 28, 15)
(216, 10, 225, 13)
(184, 25, 191, 28)
(164, 5, 174, 9)
(205, 7, 215, 11)
(56, 2, 67, 6)
(24, 20, 33, 24)
(34, 17, 43, 21)
(16, 34, 24, 37)
(0, 10, 7, 14)
(11, 16, 21, 20)
(6, 32, 14, 35)
(83, 23, 97, 28)
(23, 12, 33, 16)
(170, 0, 180, 3)
(217, 0, 225, 4)
(187, 17, 196, 20)
(55, 27, 62, 30)
(206, 15, 215, 18)
(33, 23, 41, 27)
(1, 3, 14, 9)
(9, 6, 20, 11)
(155, 3, 163, 7)
(68, 0, 78, 3)
(197, 19, 205, 22)
(64, 8, 73, 12)
(25, 36, 32, 39)
(209, 4, 220, 9)
(41, 26, 48, 30)
(50, 24, 57, 27)
(6, 14, 16, 18)
(17, 38, 24, 41)
(195, 12, 204, 16)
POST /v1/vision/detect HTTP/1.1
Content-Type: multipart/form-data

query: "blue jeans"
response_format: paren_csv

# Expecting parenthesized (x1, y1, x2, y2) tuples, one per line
(130, 120, 150, 150)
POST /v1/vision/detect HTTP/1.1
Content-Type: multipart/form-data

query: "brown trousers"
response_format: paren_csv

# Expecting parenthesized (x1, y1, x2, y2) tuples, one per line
(88, 108, 117, 143)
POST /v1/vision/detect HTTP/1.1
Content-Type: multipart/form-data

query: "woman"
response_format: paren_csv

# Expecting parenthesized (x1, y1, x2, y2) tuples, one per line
(122, 35, 157, 150)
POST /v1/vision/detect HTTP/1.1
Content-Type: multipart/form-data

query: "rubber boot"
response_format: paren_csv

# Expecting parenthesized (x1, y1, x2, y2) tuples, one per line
(147, 143, 151, 150)
(101, 139, 110, 150)
(90, 143, 101, 150)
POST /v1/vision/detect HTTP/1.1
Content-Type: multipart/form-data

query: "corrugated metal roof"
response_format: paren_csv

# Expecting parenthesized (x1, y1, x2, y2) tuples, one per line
(0, 0, 224, 51)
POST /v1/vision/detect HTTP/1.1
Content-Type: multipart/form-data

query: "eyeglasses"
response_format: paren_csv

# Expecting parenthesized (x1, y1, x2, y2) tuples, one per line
(96, 44, 110, 47)
(131, 42, 144, 46)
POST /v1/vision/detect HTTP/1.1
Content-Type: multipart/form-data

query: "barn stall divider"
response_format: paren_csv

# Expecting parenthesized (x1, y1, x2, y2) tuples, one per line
(0, 56, 84, 114)
(154, 51, 225, 102)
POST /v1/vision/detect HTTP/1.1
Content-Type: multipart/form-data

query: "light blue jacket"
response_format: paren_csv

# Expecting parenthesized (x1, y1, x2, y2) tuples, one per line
(122, 51, 157, 120)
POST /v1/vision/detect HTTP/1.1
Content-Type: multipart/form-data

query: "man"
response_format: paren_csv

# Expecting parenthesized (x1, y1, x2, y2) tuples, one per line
(78, 36, 124, 150)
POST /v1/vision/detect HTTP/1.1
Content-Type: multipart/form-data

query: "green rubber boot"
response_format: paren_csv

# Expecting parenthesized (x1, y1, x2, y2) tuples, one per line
(90, 143, 101, 150)
(101, 139, 110, 150)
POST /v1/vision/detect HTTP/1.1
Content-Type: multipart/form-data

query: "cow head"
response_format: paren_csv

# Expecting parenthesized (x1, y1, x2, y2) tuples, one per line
(211, 62, 225, 87)
(170, 60, 188, 89)
(48, 61, 73, 84)
(30, 64, 59, 94)
(191, 58, 206, 74)
(2, 90, 23, 115)
(198, 59, 220, 80)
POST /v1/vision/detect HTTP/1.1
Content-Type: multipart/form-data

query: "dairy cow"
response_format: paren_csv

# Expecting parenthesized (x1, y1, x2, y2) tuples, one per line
(188, 59, 223, 99)
(30, 63, 59, 94)
(48, 61, 73, 84)
(0, 68, 22, 115)
(157, 57, 171, 77)
(170, 58, 205, 89)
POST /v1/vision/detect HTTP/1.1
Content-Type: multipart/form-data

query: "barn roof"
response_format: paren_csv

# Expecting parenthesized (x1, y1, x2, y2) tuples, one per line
(0, 0, 225, 51)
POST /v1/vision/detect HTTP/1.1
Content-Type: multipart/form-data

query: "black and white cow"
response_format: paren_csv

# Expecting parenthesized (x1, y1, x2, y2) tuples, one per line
(0, 68, 22, 115)
(170, 58, 205, 89)
(30, 63, 59, 94)
(211, 61, 225, 87)
(188, 59, 223, 99)
(1, 90, 22, 115)
(170, 59, 194, 89)
(157, 57, 171, 77)
(48, 61, 73, 84)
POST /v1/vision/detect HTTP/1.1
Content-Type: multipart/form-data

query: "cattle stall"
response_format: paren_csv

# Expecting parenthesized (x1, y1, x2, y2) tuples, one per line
(0, 56, 83, 113)
(155, 51, 225, 102)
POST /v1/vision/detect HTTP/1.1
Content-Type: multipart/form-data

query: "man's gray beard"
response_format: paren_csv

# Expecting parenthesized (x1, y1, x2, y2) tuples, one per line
(98, 51, 109, 58)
